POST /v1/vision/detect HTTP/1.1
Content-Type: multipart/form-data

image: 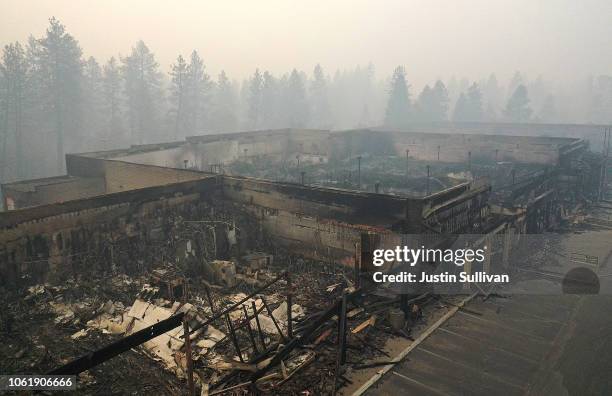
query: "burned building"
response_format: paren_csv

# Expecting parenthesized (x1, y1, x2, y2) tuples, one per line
(0, 127, 608, 395)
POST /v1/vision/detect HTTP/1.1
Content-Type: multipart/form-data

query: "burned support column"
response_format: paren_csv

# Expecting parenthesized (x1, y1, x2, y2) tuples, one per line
(49, 313, 185, 375)
(333, 292, 348, 395)
(204, 284, 216, 314)
(468, 151, 472, 172)
(225, 313, 245, 363)
(405, 149, 410, 184)
(261, 296, 288, 342)
(183, 319, 195, 396)
(360, 232, 381, 283)
(242, 305, 259, 354)
(252, 300, 267, 348)
(357, 155, 362, 189)
(354, 242, 360, 289)
(426, 165, 431, 195)
(286, 273, 293, 339)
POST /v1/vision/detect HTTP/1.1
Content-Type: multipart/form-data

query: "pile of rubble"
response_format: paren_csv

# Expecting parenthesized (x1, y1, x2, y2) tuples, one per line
(1, 251, 436, 395)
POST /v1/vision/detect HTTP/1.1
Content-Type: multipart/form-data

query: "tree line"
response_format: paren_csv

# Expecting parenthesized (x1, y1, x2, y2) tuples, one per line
(1, 18, 611, 182)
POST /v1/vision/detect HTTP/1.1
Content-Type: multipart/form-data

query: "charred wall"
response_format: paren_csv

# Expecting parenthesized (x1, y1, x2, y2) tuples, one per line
(221, 176, 412, 262)
(339, 129, 578, 165)
(2, 176, 106, 210)
(66, 154, 210, 193)
(0, 178, 263, 289)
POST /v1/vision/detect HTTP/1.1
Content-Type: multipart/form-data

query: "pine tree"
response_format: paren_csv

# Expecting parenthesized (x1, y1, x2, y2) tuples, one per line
(537, 95, 556, 123)
(310, 64, 331, 128)
(504, 84, 532, 122)
(432, 80, 450, 121)
(384, 66, 411, 127)
(102, 57, 123, 143)
(121, 40, 162, 144)
(185, 50, 211, 135)
(169, 54, 188, 139)
(507, 72, 524, 102)
(0, 42, 29, 179)
(82, 56, 105, 144)
(453, 83, 483, 122)
(416, 84, 434, 122)
(416, 81, 449, 122)
(466, 83, 483, 121)
(284, 69, 309, 128)
(483, 74, 502, 120)
(34, 17, 83, 173)
(0, 59, 6, 181)
(210, 71, 237, 132)
(260, 71, 279, 129)
(247, 69, 263, 129)
(453, 93, 469, 122)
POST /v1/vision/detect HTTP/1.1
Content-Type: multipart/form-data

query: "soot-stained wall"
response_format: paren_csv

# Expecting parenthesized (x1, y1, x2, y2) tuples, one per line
(0, 178, 264, 289)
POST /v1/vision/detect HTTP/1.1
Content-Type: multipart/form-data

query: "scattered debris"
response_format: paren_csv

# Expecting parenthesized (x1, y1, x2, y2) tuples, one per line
(351, 315, 376, 334)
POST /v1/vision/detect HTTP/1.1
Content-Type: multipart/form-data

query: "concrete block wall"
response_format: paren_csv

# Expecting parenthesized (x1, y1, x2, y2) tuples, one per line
(0, 178, 225, 287)
(102, 161, 209, 193)
(2, 176, 105, 210)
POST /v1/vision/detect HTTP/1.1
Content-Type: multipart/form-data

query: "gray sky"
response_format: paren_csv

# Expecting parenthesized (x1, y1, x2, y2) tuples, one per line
(1, 0, 611, 86)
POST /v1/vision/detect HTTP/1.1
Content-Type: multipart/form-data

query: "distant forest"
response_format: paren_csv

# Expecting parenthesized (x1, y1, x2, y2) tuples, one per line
(1, 18, 612, 182)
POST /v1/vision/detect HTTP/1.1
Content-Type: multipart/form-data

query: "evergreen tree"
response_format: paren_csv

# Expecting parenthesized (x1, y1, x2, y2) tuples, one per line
(284, 69, 309, 128)
(102, 57, 123, 142)
(210, 71, 237, 132)
(0, 58, 6, 180)
(431, 80, 450, 121)
(537, 94, 556, 123)
(310, 64, 332, 128)
(0, 42, 29, 179)
(466, 83, 483, 121)
(416, 80, 449, 122)
(121, 40, 162, 144)
(507, 71, 524, 101)
(416, 84, 434, 121)
(247, 69, 263, 129)
(185, 50, 211, 135)
(384, 66, 411, 127)
(453, 83, 483, 122)
(82, 56, 105, 143)
(587, 76, 612, 124)
(169, 54, 188, 139)
(260, 71, 279, 129)
(504, 84, 532, 122)
(453, 93, 469, 122)
(483, 73, 502, 120)
(34, 17, 83, 173)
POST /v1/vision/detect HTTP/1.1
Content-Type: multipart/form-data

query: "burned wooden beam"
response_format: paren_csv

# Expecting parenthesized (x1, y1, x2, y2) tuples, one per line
(252, 300, 267, 348)
(260, 296, 287, 342)
(250, 289, 360, 383)
(333, 292, 348, 396)
(287, 292, 293, 339)
(286, 273, 293, 339)
(243, 304, 259, 354)
(48, 312, 185, 375)
(225, 313, 245, 363)
(183, 318, 195, 396)
(204, 283, 216, 314)
(186, 272, 287, 336)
